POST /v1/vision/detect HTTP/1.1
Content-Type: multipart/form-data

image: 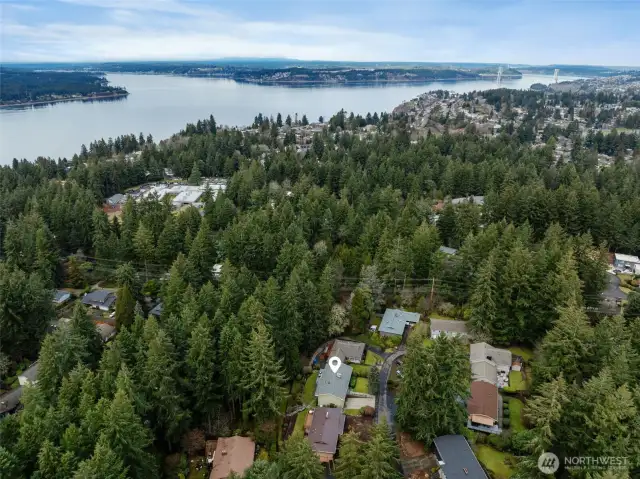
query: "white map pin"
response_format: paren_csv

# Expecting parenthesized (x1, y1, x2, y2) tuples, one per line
(328, 356, 342, 374)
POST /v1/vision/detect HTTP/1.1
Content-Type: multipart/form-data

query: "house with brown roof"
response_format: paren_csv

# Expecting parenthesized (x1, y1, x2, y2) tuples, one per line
(209, 436, 256, 479)
(304, 408, 346, 463)
(467, 380, 501, 434)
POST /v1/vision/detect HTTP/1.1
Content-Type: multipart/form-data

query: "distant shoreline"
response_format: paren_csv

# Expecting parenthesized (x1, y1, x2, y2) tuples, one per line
(0, 92, 129, 109)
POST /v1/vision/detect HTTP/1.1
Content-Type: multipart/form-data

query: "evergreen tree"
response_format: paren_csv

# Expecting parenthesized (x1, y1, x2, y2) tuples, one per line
(114, 284, 135, 331)
(187, 315, 219, 418)
(100, 388, 156, 478)
(133, 223, 155, 281)
(396, 333, 470, 446)
(334, 430, 364, 479)
(278, 433, 323, 479)
(142, 329, 190, 447)
(188, 162, 202, 185)
(360, 422, 402, 479)
(533, 305, 594, 385)
(469, 252, 498, 341)
(185, 219, 214, 288)
(73, 439, 129, 479)
(240, 321, 287, 422)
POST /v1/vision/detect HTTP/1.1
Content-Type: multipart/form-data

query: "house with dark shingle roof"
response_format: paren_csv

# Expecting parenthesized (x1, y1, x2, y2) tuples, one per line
(81, 289, 116, 311)
(304, 408, 346, 462)
(433, 435, 488, 479)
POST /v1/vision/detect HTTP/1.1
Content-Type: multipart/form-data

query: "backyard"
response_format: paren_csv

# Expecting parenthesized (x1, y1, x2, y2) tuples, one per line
(303, 372, 318, 405)
(354, 377, 369, 393)
(475, 445, 515, 478)
(507, 398, 525, 432)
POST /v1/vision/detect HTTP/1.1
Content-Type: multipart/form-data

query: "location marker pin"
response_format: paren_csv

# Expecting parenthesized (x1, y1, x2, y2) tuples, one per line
(328, 356, 342, 374)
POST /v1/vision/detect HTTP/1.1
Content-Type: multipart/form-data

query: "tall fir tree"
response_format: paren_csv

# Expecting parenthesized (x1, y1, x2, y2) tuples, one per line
(240, 321, 287, 423)
(396, 333, 470, 446)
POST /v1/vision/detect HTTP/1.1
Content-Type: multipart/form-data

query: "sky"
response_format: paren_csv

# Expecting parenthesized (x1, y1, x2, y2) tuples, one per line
(1, 0, 639, 66)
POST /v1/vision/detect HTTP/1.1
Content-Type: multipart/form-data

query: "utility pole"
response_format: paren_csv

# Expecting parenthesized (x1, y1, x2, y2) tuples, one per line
(430, 278, 436, 306)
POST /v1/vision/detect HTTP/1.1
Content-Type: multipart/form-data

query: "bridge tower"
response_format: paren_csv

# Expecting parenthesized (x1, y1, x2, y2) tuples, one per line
(554, 68, 560, 83)
(497, 66, 503, 85)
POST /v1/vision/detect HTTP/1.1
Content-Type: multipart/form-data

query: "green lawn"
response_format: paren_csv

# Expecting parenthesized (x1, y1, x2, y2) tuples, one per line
(365, 350, 382, 366)
(344, 409, 361, 416)
(508, 371, 527, 391)
(352, 364, 371, 377)
(507, 398, 525, 432)
(475, 445, 515, 479)
(508, 346, 534, 362)
(370, 316, 382, 327)
(303, 372, 318, 405)
(620, 286, 633, 294)
(294, 410, 308, 435)
(354, 377, 369, 393)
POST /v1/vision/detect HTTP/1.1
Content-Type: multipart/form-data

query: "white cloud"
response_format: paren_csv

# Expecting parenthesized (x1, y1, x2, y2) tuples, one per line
(2, 0, 639, 65)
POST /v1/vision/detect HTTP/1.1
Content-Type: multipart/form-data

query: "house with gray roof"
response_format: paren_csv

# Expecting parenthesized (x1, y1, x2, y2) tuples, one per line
(81, 290, 116, 311)
(329, 340, 365, 364)
(149, 302, 163, 317)
(316, 362, 353, 408)
(470, 343, 512, 368)
(379, 309, 421, 337)
(450, 195, 485, 206)
(53, 290, 71, 305)
(430, 318, 469, 340)
(470, 343, 512, 389)
(439, 246, 458, 255)
(433, 435, 488, 479)
(106, 193, 125, 206)
(96, 323, 116, 342)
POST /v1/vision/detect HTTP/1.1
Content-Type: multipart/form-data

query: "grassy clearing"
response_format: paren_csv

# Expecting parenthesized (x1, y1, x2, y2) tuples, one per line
(344, 409, 361, 416)
(620, 286, 633, 294)
(508, 346, 534, 362)
(365, 350, 382, 366)
(352, 364, 371, 377)
(354, 377, 369, 393)
(508, 371, 526, 391)
(507, 398, 525, 432)
(294, 410, 308, 435)
(475, 445, 515, 479)
(303, 372, 318, 404)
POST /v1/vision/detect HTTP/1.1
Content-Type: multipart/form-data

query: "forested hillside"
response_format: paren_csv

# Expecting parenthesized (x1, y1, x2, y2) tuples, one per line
(1, 91, 639, 478)
(0, 69, 128, 105)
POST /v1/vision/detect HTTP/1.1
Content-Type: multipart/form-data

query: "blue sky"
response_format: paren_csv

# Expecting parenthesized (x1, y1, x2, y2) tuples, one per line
(1, 0, 638, 65)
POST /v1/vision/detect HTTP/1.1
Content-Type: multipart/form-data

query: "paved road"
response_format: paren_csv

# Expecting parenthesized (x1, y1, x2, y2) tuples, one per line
(604, 273, 628, 301)
(377, 348, 406, 427)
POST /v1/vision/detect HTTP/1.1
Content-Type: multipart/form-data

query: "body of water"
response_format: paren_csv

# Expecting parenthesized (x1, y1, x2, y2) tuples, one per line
(0, 73, 579, 164)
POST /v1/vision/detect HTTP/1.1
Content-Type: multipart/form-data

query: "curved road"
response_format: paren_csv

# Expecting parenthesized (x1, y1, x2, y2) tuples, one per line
(604, 273, 628, 301)
(377, 348, 406, 427)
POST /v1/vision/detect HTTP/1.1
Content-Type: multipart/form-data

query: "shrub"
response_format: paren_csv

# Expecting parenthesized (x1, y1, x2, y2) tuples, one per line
(502, 418, 510, 428)
(349, 376, 357, 388)
(488, 433, 510, 451)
